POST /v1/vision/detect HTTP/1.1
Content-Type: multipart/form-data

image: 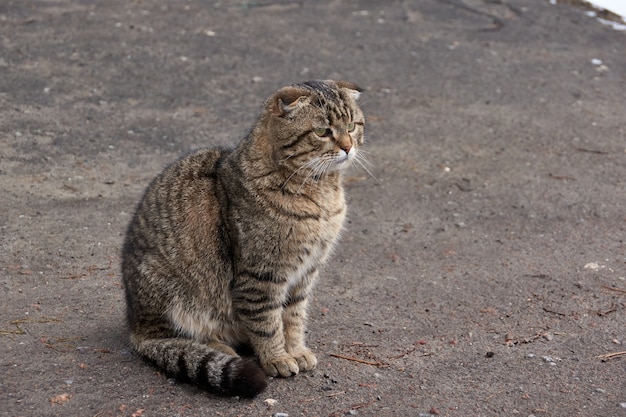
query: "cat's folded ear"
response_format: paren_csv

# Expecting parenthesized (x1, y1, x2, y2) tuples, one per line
(335, 81, 363, 100)
(270, 86, 311, 117)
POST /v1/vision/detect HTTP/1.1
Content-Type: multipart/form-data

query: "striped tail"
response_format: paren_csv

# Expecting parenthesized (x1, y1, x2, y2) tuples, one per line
(130, 336, 267, 398)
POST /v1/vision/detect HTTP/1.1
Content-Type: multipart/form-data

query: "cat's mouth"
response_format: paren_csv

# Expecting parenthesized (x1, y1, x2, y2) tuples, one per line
(326, 150, 354, 172)
(337, 148, 355, 164)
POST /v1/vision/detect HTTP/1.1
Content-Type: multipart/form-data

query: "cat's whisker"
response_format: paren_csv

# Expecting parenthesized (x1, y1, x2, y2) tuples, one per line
(296, 157, 326, 193)
(314, 155, 333, 176)
(304, 155, 337, 191)
(282, 157, 320, 190)
(353, 153, 380, 184)
(355, 150, 374, 165)
(297, 169, 316, 193)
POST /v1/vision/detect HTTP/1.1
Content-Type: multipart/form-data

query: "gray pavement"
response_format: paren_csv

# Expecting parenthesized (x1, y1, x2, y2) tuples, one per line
(1, 1, 625, 416)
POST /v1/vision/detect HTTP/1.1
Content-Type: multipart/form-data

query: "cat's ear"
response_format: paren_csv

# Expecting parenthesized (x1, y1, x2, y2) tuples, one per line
(271, 87, 311, 117)
(336, 80, 362, 100)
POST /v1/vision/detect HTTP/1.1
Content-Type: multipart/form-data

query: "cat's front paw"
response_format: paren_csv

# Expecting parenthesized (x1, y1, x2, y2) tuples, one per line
(261, 354, 300, 378)
(289, 347, 317, 372)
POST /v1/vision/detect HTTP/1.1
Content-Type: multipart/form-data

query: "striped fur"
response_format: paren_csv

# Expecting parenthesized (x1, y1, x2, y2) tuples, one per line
(121, 80, 364, 397)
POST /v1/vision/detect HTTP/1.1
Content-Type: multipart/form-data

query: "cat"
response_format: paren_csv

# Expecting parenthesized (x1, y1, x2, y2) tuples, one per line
(121, 80, 364, 398)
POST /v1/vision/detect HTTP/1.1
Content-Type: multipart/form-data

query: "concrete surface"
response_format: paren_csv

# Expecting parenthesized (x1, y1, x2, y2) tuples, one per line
(1, 1, 625, 416)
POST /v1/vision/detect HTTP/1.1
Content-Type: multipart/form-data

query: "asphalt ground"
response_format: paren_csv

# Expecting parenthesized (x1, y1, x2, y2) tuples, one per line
(1, 1, 625, 416)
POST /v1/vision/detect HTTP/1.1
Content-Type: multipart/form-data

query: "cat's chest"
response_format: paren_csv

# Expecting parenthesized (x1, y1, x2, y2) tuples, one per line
(283, 212, 344, 285)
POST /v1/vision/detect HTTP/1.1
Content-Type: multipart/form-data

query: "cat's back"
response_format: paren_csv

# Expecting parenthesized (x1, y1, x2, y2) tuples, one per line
(122, 148, 231, 289)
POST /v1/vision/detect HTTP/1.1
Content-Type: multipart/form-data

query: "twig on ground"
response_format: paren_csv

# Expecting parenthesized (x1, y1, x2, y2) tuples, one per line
(2, 316, 62, 337)
(542, 307, 568, 316)
(0, 326, 26, 336)
(597, 351, 626, 361)
(65, 258, 114, 279)
(601, 285, 626, 294)
(484, 389, 506, 402)
(329, 400, 377, 417)
(87, 258, 113, 272)
(596, 304, 618, 316)
(575, 147, 608, 155)
(328, 353, 387, 367)
(12, 316, 62, 325)
(388, 347, 432, 360)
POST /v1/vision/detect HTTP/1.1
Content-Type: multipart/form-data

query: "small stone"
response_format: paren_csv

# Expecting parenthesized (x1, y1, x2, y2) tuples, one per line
(619, 402, 626, 409)
(543, 332, 554, 341)
(485, 351, 495, 358)
(346, 410, 357, 415)
(264, 398, 277, 407)
(584, 262, 602, 271)
(594, 388, 606, 394)
(273, 413, 289, 417)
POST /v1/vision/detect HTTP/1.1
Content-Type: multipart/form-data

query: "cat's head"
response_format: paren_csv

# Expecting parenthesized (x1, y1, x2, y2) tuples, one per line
(264, 80, 364, 180)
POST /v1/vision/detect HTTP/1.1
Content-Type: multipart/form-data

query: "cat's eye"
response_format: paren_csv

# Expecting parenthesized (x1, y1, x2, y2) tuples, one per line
(347, 122, 356, 132)
(313, 127, 330, 137)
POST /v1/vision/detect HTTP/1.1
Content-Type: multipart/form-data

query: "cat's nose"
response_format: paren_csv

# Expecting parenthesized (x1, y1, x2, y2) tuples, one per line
(341, 144, 352, 154)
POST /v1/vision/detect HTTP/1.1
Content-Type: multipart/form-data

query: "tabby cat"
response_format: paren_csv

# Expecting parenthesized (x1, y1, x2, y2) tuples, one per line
(121, 80, 364, 398)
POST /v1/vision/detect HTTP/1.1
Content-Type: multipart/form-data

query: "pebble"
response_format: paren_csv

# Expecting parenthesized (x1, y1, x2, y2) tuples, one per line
(273, 413, 289, 417)
(619, 402, 626, 409)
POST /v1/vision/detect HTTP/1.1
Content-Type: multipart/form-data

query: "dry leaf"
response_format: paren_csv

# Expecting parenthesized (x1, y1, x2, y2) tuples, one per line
(50, 393, 71, 405)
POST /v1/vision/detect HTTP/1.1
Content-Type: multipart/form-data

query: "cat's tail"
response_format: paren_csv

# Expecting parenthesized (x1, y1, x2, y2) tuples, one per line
(130, 335, 267, 398)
